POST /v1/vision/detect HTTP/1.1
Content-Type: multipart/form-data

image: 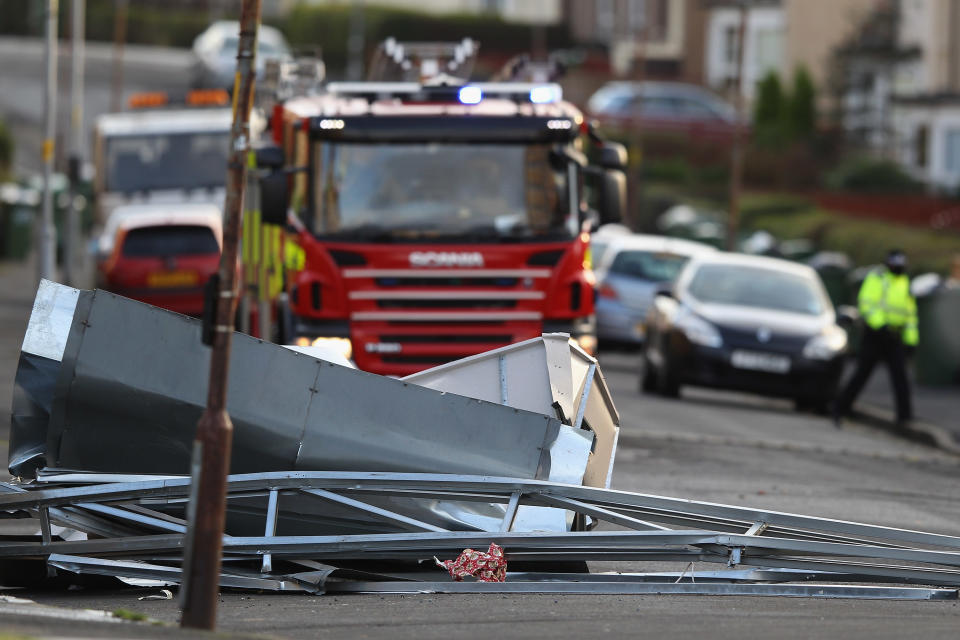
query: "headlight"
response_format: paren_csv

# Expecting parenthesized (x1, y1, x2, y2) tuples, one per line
(293, 336, 353, 361)
(674, 309, 723, 348)
(803, 325, 848, 360)
(311, 336, 353, 361)
(574, 334, 598, 355)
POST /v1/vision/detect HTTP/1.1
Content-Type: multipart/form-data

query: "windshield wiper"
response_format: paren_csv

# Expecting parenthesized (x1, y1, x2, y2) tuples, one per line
(320, 224, 399, 242)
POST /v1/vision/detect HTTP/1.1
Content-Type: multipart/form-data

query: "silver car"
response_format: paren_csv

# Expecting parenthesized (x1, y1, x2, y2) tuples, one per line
(595, 234, 716, 347)
(191, 21, 291, 89)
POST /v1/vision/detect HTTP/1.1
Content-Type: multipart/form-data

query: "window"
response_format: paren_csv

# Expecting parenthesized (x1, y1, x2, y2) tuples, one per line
(723, 25, 740, 66)
(609, 250, 690, 282)
(687, 264, 824, 316)
(122, 226, 219, 257)
(105, 132, 230, 192)
(915, 124, 928, 168)
(596, 0, 615, 38)
(310, 143, 574, 241)
(627, 0, 646, 30)
(677, 98, 722, 120)
(945, 129, 960, 175)
(753, 28, 782, 78)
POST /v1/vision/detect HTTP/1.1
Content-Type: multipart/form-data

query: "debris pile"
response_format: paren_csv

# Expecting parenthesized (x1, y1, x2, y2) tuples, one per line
(3, 282, 960, 600)
(435, 543, 507, 583)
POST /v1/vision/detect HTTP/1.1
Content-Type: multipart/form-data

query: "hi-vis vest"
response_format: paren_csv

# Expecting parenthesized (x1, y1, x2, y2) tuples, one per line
(858, 269, 918, 346)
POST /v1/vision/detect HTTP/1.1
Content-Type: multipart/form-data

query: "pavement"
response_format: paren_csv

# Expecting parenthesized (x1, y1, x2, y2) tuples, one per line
(0, 258, 39, 439)
(853, 362, 960, 453)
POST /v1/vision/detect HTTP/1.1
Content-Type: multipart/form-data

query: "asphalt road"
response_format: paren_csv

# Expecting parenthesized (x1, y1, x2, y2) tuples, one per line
(2, 36, 960, 640)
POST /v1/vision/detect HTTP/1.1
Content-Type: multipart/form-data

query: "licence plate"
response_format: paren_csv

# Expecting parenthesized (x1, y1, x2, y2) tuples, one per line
(147, 270, 199, 288)
(731, 350, 791, 374)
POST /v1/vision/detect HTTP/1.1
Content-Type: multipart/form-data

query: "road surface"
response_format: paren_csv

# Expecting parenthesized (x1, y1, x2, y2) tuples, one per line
(0, 261, 957, 639)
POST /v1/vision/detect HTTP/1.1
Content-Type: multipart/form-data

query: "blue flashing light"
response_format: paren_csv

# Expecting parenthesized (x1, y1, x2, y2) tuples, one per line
(530, 85, 561, 104)
(458, 86, 483, 105)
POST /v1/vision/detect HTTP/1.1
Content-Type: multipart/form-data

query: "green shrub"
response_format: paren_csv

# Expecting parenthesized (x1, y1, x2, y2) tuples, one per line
(3, 2, 571, 75)
(0, 119, 12, 180)
(642, 157, 692, 183)
(281, 3, 571, 75)
(742, 207, 957, 275)
(753, 71, 785, 147)
(787, 67, 816, 139)
(825, 157, 925, 193)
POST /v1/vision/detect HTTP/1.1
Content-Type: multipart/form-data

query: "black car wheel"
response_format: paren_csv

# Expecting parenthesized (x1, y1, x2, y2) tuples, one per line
(656, 358, 681, 398)
(640, 355, 658, 393)
(794, 395, 831, 415)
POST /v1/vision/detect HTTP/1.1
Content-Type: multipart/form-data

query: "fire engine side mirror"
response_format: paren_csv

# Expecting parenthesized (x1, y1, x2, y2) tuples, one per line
(597, 168, 626, 225)
(598, 142, 628, 171)
(259, 171, 290, 226)
(254, 144, 285, 170)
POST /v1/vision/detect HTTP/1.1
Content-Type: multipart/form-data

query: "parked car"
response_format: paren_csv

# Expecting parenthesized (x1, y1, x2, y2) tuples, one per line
(587, 81, 741, 142)
(641, 253, 849, 411)
(95, 203, 222, 316)
(590, 223, 632, 276)
(191, 21, 291, 89)
(596, 234, 715, 348)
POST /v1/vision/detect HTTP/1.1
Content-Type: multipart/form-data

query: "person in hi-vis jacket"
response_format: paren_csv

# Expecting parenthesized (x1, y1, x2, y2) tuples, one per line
(833, 250, 918, 428)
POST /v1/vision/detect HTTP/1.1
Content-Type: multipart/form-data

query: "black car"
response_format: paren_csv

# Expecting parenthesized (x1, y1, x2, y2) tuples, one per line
(641, 253, 849, 411)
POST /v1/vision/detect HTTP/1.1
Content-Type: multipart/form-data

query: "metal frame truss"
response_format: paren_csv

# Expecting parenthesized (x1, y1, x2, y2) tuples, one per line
(2, 470, 959, 600)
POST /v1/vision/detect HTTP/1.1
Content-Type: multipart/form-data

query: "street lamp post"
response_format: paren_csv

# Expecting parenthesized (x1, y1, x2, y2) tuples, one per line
(66, 0, 85, 287)
(38, 0, 59, 283)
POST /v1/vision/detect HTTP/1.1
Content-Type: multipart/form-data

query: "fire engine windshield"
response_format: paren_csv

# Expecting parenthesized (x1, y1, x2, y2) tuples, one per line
(309, 143, 575, 241)
(103, 132, 230, 193)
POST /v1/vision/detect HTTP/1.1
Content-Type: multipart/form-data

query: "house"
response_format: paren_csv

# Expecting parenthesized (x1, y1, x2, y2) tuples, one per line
(702, 1, 784, 100)
(284, 0, 563, 23)
(701, 0, 884, 106)
(889, 0, 960, 190)
(563, 0, 709, 85)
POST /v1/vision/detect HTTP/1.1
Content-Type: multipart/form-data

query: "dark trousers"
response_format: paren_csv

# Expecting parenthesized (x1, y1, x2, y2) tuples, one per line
(835, 327, 913, 422)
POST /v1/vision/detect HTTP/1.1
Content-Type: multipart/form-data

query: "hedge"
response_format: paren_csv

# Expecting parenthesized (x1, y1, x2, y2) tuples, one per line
(2, 2, 573, 76)
(0, 119, 12, 181)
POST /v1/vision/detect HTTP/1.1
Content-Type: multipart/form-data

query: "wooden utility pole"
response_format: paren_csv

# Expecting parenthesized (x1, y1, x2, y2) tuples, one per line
(110, 0, 128, 113)
(630, 22, 648, 232)
(726, 1, 748, 251)
(180, 0, 262, 630)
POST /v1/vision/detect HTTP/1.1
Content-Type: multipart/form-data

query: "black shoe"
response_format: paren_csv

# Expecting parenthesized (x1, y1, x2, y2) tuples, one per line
(831, 412, 843, 429)
(895, 418, 913, 433)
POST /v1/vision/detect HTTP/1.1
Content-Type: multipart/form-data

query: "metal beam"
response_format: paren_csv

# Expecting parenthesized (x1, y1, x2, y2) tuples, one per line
(7, 471, 960, 552)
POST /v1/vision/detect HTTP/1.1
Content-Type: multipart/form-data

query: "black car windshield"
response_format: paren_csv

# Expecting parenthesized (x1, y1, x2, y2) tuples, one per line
(686, 263, 825, 315)
(105, 132, 229, 192)
(309, 143, 573, 241)
(609, 250, 689, 282)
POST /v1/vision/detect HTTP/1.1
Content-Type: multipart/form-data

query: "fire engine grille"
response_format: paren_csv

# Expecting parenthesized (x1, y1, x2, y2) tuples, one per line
(378, 334, 513, 344)
(376, 299, 517, 310)
(381, 355, 460, 365)
(384, 319, 509, 325)
(375, 277, 519, 287)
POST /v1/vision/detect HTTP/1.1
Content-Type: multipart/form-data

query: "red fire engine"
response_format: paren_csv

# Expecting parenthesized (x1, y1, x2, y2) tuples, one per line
(249, 42, 627, 376)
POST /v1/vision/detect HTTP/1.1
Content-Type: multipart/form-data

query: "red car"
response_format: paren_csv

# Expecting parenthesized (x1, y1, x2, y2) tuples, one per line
(587, 81, 743, 143)
(95, 204, 222, 316)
